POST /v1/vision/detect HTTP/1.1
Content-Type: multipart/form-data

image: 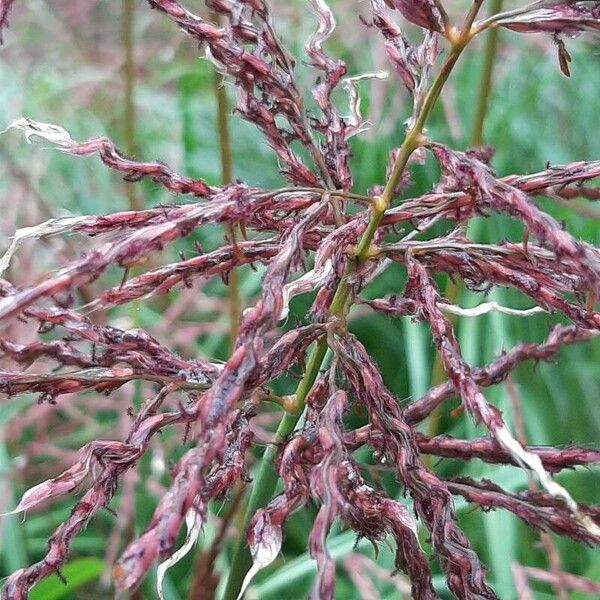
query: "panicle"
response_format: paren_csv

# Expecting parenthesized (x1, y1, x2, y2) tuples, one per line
(1, 0, 599, 598)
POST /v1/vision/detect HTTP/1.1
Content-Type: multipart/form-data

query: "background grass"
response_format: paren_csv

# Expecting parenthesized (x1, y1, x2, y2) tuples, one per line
(0, 1, 599, 598)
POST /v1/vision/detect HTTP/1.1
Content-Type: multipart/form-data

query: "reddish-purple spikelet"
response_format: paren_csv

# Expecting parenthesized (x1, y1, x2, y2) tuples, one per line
(388, 0, 446, 33)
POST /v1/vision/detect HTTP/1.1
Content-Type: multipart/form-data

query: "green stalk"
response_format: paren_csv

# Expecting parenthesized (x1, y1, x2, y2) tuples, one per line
(209, 21, 241, 351)
(121, 9, 143, 600)
(223, 9, 483, 599)
(222, 339, 328, 600)
(122, 0, 141, 212)
(189, 13, 243, 600)
(223, 137, 420, 599)
(471, 0, 504, 147)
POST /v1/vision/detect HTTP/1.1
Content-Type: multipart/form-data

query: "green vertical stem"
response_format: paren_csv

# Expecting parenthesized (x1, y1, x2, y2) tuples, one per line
(121, 12, 144, 600)
(121, 0, 142, 311)
(225, 133, 422, 600)
(189, 14, 241, 599)
(222, 338, 328, 600)
(471, 0, 504, 147)
(223, 9, 483, 595)
(209, 12, 241, 352)
(428, 0, 504, 439)
(122, 0, 141, 212)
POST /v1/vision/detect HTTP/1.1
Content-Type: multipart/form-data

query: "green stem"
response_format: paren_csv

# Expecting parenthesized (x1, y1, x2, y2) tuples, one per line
(222, 8, 482, 598)
(222, 202, 381, 600)
(211, 38, 241, 351)
(209, 11, 240, 352)
(223, 338, 328, 600)
(122, 0, 141, 212)
(214, 74, 233, 186)
(192, 15, 239, 598)
(471, 0, 504, 147)
(121, 10, 144, 592)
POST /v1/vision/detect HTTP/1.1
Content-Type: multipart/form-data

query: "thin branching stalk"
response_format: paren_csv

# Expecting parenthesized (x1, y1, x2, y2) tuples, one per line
(471, 0, 504, 146)
(223, 5, 487, 596)
(122, 0, 141, 212)
(207, 10, 241, 351)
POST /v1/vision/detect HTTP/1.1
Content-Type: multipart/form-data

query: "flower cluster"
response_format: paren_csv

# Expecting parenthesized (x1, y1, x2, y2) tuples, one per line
(0, 1, 599, 599)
